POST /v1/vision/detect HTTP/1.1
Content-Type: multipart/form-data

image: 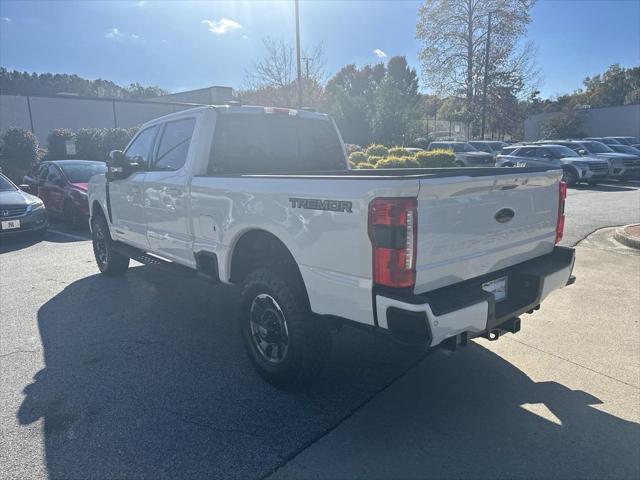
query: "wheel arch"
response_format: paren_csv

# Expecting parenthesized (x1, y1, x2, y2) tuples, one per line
(227, 228, 310, 307)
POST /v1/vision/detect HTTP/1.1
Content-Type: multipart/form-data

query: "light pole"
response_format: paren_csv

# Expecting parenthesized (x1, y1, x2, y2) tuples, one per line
(480, 10, 493, 139)
(295, 0, 303, 108)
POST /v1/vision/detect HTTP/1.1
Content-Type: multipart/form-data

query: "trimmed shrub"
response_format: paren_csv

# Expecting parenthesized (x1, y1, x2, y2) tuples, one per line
(76, 128, 104, 160)
(355, 162, 375, 169)
(367, 155, 384, 165)
(375, 156, 409, 168)
(101, 127, 138, 157)
(47, 128, 75, 159)
(415, 150, 456, 168)
(348, 160, 356, 169)
(345, 143, 363, 155)
(348, 151, 368, 165)
(388, 147, 412, 157)
(365, 144, 389, 158)
(0, 127, 39, 181)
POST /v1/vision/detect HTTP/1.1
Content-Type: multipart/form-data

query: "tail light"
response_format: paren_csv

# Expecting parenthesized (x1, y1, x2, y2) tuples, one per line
(555, 181, 567, 243)
(368, 198, 417, 288)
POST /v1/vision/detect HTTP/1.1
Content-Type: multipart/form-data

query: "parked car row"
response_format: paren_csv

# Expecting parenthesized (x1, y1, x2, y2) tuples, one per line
(0, 159, 106, 239)
(496, 138, 640, 186)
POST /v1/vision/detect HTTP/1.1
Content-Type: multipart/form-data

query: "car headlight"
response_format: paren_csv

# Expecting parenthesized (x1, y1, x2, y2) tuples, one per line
(30, 200, 45, 211)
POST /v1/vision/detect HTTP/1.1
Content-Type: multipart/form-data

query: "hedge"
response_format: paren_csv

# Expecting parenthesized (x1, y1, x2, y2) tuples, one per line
(355, 162, 375, 169)
(414, 150, 456, 168)
(348, 151, 368, 165)
(0, 127, 39, 181)
(375, 156, 419, 169)
(73, 127, 139, 161)
(365, 144, 389, 158)
(47, 128, 75, 159)
(367, 155, 384, 165)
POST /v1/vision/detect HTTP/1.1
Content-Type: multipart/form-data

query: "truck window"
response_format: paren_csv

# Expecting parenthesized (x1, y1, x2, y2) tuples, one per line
(209, 113, 344, 174)
(124, 126, 158, 168)
(154, 118, 195, 171)
(298, 118, 345, 170)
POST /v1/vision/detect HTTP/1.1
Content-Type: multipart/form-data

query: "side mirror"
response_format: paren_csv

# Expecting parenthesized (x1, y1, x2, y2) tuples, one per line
(19, 184, 32, 193)
(106, 150, 128, 181)
(577, 149, 587, 156)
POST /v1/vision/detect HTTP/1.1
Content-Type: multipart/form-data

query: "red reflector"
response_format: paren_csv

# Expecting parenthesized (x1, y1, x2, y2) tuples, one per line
(369, 198, 417, 288)
(556, 181, 567, 243)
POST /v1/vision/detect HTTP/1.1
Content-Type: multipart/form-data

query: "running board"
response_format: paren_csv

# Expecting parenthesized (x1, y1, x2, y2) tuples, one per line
(112, 242, 197, 277)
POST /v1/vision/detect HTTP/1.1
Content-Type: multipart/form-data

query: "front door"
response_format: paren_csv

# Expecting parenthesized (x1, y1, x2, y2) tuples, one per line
(143, 117, 196, 266)
(109, 125, 158, 250)
(42, 164, 65, 215)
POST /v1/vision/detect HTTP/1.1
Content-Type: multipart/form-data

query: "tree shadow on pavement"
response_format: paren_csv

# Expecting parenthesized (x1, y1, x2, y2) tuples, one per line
(16, 267, 639, 479)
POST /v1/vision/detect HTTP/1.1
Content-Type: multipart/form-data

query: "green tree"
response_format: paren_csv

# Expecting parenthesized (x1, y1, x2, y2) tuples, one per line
(417, 0, 537, 132)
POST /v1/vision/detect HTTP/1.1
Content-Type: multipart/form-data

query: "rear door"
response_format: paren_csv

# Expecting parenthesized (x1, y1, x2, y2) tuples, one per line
(143, 117, 196, 264)
(414, 169, 560, 293)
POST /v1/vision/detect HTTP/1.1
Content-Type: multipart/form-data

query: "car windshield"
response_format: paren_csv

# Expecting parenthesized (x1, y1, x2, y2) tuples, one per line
(60, 162, 107, 183)
(0, 174, 17, 191)
(548, 146, 580, 157)
(488, 141, 506, 149)
(581, 141, 614, 154)
(615, 145, 640, 155)
(451, 143, 477, 152)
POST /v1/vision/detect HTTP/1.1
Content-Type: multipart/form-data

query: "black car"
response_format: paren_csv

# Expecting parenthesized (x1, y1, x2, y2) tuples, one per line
(0, 173, 48, 237)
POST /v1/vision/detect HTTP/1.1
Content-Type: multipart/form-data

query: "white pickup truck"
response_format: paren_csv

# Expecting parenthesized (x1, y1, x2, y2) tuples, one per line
(88, 105, 575, 387)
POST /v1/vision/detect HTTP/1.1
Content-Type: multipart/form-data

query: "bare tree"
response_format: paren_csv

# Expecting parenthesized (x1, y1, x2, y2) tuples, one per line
(416, 0, 537, 130)
(244, 37, 326, 90)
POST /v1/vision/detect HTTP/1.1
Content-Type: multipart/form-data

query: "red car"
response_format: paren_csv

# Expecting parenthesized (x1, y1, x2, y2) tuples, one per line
(22, 160, 107, 227)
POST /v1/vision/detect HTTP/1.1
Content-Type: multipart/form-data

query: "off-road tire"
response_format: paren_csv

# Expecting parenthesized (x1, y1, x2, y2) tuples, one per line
(240, 267, 331, 388)
(91, 214, 129, 276)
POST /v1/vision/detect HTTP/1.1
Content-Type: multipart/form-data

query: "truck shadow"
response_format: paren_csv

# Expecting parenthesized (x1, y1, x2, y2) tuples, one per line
(18, 267, 639, 479)
(572, 182, 637, 192)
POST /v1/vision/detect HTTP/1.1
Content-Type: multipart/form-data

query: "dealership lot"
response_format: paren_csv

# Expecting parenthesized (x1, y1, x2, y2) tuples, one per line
(1, 182, 639, 479)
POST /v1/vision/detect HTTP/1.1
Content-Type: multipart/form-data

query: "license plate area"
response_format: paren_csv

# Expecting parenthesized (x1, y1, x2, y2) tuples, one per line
(1, 219, 21, 230)
(482, 276, 508, 302)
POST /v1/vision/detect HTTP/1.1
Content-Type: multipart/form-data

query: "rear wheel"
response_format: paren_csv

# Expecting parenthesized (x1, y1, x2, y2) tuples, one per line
(561, 168, 578, 187)
(91, 214, 129, 276)
(240, 267, 331, 388)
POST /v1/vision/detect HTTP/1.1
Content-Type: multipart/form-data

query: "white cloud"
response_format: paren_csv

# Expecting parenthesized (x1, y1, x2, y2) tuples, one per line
(373, 48, 387, 58)
(161, 39, 168, 44)
(136, 1, 146, 6)
(201, 18, 242, 35)
(130, 33, 140, 39)
(2, 17, 11, 22)
(105, 28, 121, 39)
(241, 34, 249, 40)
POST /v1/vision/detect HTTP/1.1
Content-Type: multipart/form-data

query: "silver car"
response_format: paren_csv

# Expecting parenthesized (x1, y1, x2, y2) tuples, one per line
(496, 144, 609, 186)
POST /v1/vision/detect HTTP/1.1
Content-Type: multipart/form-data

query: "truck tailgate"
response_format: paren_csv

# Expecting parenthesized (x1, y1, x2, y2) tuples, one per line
(414, 169, 561, 294)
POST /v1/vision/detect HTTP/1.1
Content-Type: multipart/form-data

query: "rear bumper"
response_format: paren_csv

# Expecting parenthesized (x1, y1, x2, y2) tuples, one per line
(375, 246, 575, 347)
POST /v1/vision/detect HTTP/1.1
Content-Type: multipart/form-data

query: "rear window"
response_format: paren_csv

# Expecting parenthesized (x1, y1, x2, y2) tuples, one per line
(60, 162, 107, 183)
(208, 113, 345, 174)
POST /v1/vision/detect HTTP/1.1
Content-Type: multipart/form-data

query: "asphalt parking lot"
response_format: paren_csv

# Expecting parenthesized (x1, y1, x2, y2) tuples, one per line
(1, 181, 639, 479)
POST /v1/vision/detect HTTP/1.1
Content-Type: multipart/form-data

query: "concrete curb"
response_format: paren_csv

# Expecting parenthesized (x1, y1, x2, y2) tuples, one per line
(614, 224, 640, 250)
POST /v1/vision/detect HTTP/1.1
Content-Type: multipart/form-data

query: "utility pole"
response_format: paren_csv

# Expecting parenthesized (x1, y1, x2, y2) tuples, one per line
(295, 0, 303, 108)
(480, 10, 493, 139)
(302, 57, 311, 79)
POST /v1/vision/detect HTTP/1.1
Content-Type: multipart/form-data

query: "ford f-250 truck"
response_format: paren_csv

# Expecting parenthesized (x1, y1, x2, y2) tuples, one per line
(88, 105, 575, 387)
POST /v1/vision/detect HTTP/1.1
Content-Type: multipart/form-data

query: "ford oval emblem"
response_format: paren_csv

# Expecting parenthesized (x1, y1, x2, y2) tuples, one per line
(495, 208, 515, 224)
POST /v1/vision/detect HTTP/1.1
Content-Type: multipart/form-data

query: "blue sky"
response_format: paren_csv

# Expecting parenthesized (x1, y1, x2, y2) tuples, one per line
(0, 0, 638, 98)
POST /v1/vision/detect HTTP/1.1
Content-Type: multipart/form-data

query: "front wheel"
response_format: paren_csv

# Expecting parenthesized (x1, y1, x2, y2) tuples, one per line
(240, 268, 331, 388)
(91, 215, 129, 276)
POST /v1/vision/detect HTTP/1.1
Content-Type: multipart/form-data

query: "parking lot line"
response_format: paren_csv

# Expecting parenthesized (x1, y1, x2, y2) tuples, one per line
(47, 229, 90, 241)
